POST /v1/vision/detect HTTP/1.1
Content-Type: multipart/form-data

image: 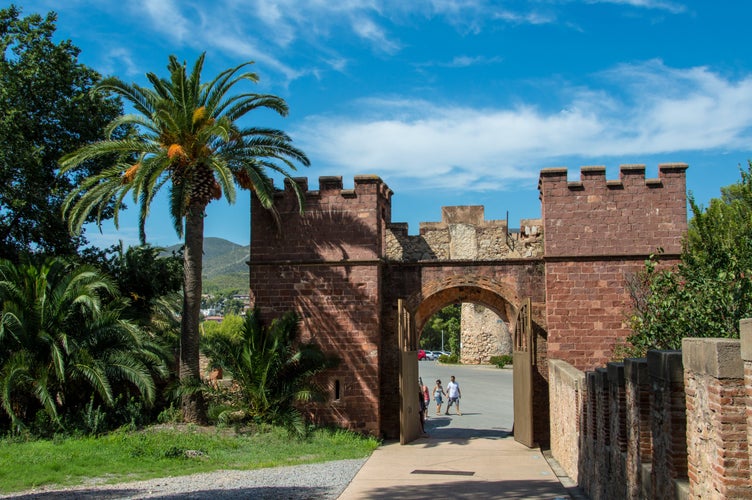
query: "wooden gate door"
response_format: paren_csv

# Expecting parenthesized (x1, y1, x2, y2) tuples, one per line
(513, 297, 535, 447)
(398, 299, 420, 445)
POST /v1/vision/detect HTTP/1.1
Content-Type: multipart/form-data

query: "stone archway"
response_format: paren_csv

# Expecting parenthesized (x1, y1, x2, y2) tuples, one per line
(393, 281, 548, 445)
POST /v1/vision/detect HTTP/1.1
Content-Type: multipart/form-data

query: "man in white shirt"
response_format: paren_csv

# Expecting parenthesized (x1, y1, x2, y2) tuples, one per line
(445, 375, 462, 416)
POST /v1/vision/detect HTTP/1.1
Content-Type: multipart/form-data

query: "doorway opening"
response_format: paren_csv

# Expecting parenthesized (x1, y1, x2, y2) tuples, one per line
(414, 298, 516, 442)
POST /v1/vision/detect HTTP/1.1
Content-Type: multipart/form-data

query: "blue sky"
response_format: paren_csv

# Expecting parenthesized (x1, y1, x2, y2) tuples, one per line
(24, 0, 752, 247)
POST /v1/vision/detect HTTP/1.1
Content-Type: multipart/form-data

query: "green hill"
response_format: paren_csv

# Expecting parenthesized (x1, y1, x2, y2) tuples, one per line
(164, 237, 250, 294)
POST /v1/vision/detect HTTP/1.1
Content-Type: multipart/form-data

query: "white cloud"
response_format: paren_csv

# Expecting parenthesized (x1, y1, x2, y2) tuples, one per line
(102, 47, 141, 77)
(492, 9, 556, 25)
(139, 0, 191, 42)
(419, 55, 504, 68)
(294, 62, 752, 192)
(586, 0, 687, 14)
(351, 16, 402, 53)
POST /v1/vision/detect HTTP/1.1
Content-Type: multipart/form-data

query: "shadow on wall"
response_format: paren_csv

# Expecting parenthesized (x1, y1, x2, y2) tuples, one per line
(250, 206, 384, 435)
(386, 222, 438, 261)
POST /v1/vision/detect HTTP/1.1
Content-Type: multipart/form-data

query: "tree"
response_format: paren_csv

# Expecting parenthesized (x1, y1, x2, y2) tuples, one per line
(626, 162, 752, 355)
(0, 257, 168, 433)
(200, 309, 339, 436)
(420, 304, 460, 352)
(60, 54, 310, 423)
(95, 244, 183, 345)
(0, 5, 122, 260)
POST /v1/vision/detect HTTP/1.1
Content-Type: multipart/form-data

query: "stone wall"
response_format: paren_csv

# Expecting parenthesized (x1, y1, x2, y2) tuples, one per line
(460, 303, 512, 364)
(549, 360, 585, 483)
(684, 337, 749, 498)
(386, 206, 543, 262)
(549, 323, 752, 499)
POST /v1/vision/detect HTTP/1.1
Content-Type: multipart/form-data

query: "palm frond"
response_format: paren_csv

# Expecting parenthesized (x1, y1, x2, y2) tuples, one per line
(95, 77, 157, 118)
(104, 114, 159, 138)
(204, 61, 259, 113)
(71, 357, 114, 406)
(223, 94, 289, 121)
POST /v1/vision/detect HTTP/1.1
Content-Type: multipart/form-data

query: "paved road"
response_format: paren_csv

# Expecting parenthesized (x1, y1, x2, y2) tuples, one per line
(338, 362, 577, 499)
(419, 362, 514, 439)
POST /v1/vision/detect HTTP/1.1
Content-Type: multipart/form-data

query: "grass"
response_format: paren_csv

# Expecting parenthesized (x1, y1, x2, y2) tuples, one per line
(0, 424, 380, 493)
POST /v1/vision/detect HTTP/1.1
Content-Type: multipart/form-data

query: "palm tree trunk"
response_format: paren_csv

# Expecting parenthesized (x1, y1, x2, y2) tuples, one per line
(180, 203, 207, 424)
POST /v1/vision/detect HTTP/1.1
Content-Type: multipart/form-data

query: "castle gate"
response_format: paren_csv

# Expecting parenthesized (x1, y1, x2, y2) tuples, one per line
(248, 164, 688, 444)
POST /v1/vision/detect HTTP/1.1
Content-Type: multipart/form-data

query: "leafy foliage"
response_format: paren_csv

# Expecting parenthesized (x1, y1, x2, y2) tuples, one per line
(438, 353, 460, 364)
(0, 5, 122, 261)
(201, 315, 245, 341)
(420, 304, 460, 353)
(489, 355, 513, 368)
(626, 162, 752, 355)
(0, 258, 169, 434)
(200, 309, 339, 436)
(95, 244, 183, 346)
(59, 53, 310, 243)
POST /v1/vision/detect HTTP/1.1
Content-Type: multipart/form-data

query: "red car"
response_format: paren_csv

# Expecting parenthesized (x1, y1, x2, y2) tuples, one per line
(418, 349, 426, 360)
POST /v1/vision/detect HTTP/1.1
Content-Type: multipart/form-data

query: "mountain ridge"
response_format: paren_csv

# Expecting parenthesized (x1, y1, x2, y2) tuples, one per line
(163, 237, 250, 292)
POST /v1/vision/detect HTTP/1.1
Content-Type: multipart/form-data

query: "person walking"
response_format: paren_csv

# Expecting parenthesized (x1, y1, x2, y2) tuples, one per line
(433, 379, 446, 415)
(419, 377, 430, 417)
(418, 383, 428, 436)
(445, 375, 462, 416)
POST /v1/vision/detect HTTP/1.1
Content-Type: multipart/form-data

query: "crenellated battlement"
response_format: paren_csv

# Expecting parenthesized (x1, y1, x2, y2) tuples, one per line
(251, 175, 394, 263)
(278, 175, 394, 202)
(539, 163, 688, 192)
(539, 163, 688, 258)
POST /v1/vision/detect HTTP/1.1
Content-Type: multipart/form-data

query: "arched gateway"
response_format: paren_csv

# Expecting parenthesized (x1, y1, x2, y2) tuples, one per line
(248, 164, 688, 445)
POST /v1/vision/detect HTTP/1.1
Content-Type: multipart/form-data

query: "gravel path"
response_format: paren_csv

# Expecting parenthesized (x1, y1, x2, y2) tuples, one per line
(2, 458, 368, 499)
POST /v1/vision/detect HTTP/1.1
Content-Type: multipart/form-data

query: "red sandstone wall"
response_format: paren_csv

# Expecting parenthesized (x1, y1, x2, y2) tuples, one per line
(540, 164, 688, 370)
(545, 259, 648, 368)
(250, 176, 391, 436)
(540, 164, 687, 258)
(251, 175, 391, 262)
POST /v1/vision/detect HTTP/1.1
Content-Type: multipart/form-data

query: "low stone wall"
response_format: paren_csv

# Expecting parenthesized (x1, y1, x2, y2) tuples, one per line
(548, 320, 752, 499)
(548, 359, 585, 482)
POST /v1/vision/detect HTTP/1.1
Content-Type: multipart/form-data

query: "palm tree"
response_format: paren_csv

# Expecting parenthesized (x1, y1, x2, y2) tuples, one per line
(0, 258, 166, 431)
(201, 309, 339, 436)
(60, 54, 310, 423)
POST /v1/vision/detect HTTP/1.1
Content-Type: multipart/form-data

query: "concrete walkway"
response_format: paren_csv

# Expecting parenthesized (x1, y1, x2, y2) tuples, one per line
(337, 434, 573, 499)
(338, 364, 577, 499)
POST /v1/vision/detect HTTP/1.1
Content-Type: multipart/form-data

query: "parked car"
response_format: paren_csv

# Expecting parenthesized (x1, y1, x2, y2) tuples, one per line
(424, 351, 438, 360)
(418, 349, 426, 360)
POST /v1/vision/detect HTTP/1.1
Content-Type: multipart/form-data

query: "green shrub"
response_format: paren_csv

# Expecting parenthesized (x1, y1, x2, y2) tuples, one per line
(157, 404, 183, 424)
(200, 309, 340, 437)
(438, 353, 459, 364)
(489, 355, 513, 368)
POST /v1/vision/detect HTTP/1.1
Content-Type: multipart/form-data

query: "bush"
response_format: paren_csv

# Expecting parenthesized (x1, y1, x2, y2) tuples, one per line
(489, 355, 513, 368)
(438, 353, 459, 364)
(627, 163, 752, 355)
(200, 309, 339, 437)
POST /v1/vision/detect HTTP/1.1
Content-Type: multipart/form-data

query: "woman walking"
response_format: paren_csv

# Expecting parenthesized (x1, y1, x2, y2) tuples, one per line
(433, 379, 446, 415)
